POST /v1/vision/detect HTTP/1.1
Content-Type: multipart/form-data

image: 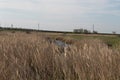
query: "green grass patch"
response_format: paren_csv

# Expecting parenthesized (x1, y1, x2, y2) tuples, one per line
(69, 35, 120, 49)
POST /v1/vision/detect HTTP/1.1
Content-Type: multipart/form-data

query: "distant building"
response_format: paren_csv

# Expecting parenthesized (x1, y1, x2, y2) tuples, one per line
(112, 31, 116, 34)
(73, 28, 91, 34)
(73, 29, 84, 33)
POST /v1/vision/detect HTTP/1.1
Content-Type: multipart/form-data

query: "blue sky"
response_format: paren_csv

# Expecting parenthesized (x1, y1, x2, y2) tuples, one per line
(0, 0, 120, 33)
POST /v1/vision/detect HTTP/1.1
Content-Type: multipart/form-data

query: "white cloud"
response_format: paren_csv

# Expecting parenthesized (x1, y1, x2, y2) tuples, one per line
(0, 0, 108, 12)
(0, 0, 119, 19)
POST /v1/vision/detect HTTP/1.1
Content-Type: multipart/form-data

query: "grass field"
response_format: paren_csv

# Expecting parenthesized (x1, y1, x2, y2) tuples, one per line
(68, 34, 120, 49)
(0, 31, 120, 80)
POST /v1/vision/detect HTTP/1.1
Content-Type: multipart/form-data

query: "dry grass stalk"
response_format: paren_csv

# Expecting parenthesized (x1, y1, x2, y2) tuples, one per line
(0, 32, 120, 80)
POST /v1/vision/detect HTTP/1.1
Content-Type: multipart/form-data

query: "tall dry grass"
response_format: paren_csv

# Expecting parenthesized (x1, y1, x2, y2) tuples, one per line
(0, 32, 120, 80)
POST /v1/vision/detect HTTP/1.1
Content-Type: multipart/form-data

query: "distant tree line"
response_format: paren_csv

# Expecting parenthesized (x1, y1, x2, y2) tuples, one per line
(0, 26, 35, 31)
(0, 26, 72, 34)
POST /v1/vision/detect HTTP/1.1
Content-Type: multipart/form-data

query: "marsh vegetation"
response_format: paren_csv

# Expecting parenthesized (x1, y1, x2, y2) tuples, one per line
(0, 31, 120, 80)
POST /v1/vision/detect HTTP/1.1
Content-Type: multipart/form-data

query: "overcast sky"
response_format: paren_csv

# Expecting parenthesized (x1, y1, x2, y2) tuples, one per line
(0, 0, 120, 33)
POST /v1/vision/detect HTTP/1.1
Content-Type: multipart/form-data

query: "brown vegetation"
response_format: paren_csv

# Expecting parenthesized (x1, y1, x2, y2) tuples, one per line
(0, 32, 120, 80)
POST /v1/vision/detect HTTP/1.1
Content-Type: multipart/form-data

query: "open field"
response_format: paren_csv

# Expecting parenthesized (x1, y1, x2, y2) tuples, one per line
(0, 31, 120, 80)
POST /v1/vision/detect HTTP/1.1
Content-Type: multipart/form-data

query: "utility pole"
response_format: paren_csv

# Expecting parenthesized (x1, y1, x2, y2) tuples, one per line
(11, 24, 13, 28)
(93, 24, 94, 33)
(0, 24, 1, 29)
(38, 24, 40, 31)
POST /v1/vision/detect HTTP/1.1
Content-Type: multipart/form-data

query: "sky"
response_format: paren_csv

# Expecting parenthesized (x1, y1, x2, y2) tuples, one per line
(0, 0, 120, 33)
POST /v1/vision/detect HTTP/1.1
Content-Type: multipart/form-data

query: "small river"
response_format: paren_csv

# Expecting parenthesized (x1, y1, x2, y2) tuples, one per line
(54, 40, 69, 47)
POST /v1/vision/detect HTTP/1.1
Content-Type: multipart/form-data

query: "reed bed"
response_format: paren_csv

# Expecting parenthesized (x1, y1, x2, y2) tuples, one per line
(0, 33, 120, 80)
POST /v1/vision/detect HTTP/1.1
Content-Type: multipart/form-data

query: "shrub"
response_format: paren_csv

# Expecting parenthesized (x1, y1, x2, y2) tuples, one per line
(26, 31, 31, 34)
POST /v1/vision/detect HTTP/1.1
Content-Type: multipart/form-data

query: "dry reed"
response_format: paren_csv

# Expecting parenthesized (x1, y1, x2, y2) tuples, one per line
(0, 32, 120, 80)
